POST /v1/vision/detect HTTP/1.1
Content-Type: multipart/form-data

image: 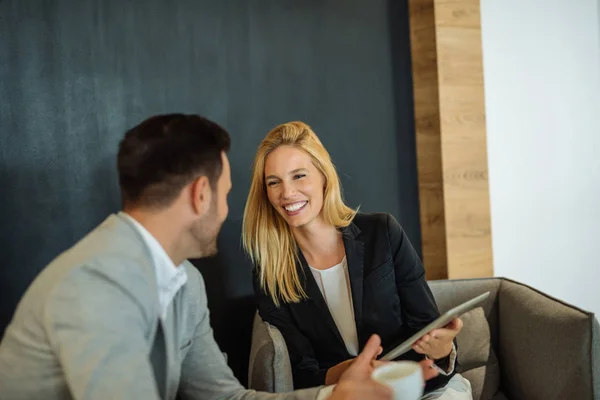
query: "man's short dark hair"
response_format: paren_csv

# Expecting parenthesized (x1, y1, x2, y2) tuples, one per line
(117, 114, 231, 208)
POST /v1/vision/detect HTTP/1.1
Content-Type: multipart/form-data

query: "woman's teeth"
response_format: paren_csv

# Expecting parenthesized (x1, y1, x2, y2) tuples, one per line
(284, 202, 307, 212)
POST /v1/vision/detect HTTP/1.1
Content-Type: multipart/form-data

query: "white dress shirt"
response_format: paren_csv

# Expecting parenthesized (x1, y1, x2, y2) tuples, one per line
(121, 212, 187, 320)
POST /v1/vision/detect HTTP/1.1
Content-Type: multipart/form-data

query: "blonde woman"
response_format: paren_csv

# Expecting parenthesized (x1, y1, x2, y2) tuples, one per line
(243, 122, 472, 399)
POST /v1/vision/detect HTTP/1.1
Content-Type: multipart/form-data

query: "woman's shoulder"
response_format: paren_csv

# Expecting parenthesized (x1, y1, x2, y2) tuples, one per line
(351, 212, 397, 233)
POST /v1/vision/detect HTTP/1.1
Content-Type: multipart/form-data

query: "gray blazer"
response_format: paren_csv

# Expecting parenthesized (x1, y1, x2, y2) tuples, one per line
(0, 214, 321, 400)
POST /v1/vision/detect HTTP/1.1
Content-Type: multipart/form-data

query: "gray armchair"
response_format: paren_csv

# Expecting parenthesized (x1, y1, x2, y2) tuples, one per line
(248, 278, 600, 400)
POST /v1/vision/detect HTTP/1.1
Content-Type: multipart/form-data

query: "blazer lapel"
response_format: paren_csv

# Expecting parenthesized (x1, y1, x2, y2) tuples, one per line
(342, 223, 365, 348)
(298, 253, 346, 349)
(160, 316, 176, 397)
(149, 322, 168, 399)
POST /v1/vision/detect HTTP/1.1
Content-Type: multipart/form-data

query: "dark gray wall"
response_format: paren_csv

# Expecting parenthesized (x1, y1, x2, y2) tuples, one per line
(0, 0, 420, 384)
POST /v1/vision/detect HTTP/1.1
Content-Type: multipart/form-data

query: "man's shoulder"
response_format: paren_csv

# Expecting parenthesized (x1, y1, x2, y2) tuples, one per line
(33, 215, 157, 306)
(4, 216, 159, 354)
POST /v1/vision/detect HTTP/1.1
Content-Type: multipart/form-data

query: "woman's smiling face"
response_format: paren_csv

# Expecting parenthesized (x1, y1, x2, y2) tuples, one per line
(264, 145, 325, 229)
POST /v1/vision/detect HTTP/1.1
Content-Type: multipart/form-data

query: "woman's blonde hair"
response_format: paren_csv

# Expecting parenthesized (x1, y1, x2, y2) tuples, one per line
(242, 121, 357, 306)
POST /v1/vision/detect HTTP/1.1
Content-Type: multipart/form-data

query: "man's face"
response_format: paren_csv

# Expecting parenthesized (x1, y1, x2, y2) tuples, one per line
(191, 152, 231, 257)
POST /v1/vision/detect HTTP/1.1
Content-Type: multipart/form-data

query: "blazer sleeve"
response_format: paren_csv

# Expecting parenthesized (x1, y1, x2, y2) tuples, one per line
(253, 272, 329, 390)
(180, 266, 322, 400)
(385, 213, 440, 331)
(385, 214, 457, 390)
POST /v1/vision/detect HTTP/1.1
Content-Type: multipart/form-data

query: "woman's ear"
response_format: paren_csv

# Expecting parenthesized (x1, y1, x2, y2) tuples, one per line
(190, 175, 212, 216)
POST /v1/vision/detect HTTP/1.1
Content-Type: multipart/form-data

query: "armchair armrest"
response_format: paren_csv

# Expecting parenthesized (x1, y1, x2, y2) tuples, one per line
(248, 312, 294, 393)
(498, 279, 600, 400)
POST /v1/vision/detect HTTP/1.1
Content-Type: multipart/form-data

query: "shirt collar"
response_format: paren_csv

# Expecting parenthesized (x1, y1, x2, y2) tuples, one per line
(120, 212, 187, 320)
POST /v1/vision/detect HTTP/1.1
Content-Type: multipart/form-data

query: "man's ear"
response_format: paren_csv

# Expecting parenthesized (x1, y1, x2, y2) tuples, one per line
(190, 175, 212, 216)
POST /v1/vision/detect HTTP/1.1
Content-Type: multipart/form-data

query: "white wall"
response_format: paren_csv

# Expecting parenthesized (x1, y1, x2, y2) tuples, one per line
(481, 0, 600, 317)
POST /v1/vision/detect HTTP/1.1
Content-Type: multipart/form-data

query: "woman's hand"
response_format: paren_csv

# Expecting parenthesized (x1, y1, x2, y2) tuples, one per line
(411, 318, 463, 360)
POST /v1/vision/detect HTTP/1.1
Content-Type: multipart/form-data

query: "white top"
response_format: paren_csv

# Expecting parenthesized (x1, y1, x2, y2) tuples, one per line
(309, 257, 359, 356)
(121, 212, 187, 320)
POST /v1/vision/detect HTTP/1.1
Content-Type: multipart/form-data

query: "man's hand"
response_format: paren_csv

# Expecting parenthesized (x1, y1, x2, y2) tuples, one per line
(325, 345, 385, 385)
(329, 335, 392, 400)
(325, 358, 355, 385)
(412, 318, 462, 360)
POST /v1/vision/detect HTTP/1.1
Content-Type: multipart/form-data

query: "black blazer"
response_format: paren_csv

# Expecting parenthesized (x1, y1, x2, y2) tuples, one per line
(254, 213, 455, 392)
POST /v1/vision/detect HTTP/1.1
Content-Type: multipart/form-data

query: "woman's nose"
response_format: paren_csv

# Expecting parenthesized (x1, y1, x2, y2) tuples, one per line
(281, 182, 297, 199)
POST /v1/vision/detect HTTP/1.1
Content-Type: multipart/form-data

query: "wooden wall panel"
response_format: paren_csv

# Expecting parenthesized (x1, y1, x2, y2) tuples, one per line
(409, 0, 493, 278)
(409, 0, 448, 280)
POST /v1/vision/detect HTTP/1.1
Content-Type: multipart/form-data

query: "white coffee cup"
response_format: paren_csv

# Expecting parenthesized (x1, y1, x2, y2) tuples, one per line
(371, 361, 423, 400)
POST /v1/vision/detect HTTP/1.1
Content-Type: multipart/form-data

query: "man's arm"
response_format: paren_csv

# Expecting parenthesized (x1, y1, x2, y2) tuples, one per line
(45, 265, 162, 400)
(178, 267, 322, 400)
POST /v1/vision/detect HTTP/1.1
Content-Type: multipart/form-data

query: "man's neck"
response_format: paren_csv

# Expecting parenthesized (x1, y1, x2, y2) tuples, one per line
(123, 208, 187, 266)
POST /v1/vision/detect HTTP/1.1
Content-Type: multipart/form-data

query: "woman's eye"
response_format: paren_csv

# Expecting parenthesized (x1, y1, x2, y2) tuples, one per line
(267, 181, 278, 187)
(294, 174, 306, 180)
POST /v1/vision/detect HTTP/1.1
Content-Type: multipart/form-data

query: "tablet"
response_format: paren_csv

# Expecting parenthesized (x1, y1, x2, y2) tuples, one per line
(380, 291, 490, 361)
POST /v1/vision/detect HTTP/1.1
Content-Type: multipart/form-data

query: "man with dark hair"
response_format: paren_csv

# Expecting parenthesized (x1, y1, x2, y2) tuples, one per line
(0, 114, 412, 400)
